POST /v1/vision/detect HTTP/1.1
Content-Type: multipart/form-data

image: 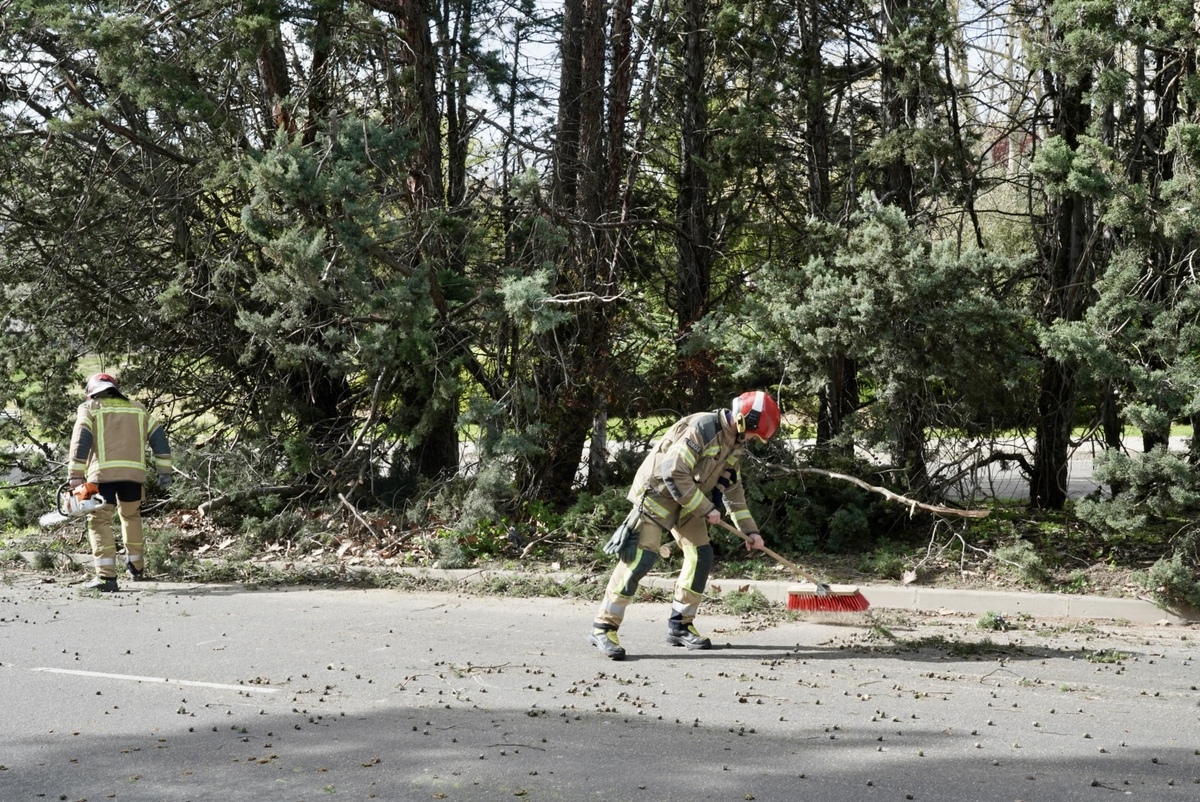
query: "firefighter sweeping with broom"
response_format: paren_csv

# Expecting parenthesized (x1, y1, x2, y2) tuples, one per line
(67, 373, 173, 592)
(589, 391, 780, 660)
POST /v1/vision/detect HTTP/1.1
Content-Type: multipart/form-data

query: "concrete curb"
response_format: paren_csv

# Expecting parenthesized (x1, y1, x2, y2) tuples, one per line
(30, 553, 1196, 626)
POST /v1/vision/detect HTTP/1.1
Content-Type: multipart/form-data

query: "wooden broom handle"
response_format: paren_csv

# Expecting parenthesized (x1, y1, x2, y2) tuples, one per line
(712, 518, 825, 586)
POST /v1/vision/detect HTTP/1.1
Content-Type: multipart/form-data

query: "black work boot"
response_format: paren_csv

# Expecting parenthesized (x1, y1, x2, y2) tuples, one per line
(588, 627, 626, 660)
(84, 577, 119, 593)
(666, 623, 711, 650)
(126, 560, 146, 581)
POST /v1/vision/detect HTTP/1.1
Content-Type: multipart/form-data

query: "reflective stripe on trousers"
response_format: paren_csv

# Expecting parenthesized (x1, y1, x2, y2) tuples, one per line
(671, 540, 714, 625)
(593, 512, 713, 630)
(87, 499, 144, 578)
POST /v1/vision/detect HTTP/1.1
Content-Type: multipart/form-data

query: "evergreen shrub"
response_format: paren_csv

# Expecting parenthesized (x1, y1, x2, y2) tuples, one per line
(994, 540, 1052, 587)
(1136, 553, 1200, 609)
(1075, 447, 1200, 536)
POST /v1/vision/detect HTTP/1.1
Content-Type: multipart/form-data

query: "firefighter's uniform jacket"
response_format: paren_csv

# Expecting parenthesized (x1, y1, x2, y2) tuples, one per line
(595, 409, 762, 631)
(68, 395, 172, 580)
(69, 396, 172, 484)
(630, 409, 760, 537)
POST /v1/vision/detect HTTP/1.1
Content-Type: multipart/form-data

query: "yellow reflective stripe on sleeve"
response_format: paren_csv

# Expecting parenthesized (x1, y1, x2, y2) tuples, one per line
(731, 509, 753, 525)
(680, 489, 705, 516)
(674, 445, 697, 470)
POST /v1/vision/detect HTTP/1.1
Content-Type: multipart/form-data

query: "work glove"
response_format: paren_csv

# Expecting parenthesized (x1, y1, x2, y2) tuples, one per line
(156, 474, 173, 489)
(603, 508, 641, 563)
(68, 478, 83, 490)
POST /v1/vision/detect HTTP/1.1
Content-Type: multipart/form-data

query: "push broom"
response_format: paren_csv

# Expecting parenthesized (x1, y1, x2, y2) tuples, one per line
(714, 519, 870, 613)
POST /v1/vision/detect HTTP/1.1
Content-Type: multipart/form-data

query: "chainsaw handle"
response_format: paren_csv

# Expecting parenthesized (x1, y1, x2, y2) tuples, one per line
(711, 518, 824, 586)
(55, 482, 105, 516)
(56, 482, 72, 515)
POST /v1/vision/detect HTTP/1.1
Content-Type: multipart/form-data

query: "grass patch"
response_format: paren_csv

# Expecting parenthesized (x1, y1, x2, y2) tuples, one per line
(1, 548, 26, 567)
(858, 544, 907, 580)
(720, 588, 773, 616)
(977, 610, 1012, 631)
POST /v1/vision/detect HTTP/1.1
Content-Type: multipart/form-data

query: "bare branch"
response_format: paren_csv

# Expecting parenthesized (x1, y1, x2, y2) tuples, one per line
(757, 460, 991, 519)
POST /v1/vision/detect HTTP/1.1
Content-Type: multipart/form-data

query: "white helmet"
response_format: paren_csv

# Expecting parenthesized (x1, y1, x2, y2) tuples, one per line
(85, 373, 120, 399)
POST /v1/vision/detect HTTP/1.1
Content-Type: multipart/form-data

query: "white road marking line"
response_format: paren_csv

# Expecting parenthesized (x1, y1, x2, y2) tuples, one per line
(32, 667, 279, 693)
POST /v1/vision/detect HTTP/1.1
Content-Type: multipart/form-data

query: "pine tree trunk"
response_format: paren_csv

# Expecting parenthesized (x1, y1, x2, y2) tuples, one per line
(1031, 357, 1075, 508)
(675, 0, 712, 409)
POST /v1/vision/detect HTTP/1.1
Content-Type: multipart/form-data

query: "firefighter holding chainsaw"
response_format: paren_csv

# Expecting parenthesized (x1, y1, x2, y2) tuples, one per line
(68, 373, 172, 592)
(589, 391, 780, 660)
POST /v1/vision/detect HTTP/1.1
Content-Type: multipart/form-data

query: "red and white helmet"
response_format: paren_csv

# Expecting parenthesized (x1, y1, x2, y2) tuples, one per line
(85, 373, 120, 399)
(732, 391, 780, 441)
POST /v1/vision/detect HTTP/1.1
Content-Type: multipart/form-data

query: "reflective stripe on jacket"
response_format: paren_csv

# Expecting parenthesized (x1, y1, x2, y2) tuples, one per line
(68, 397, 172, 484)
(628, 409, 760, 535)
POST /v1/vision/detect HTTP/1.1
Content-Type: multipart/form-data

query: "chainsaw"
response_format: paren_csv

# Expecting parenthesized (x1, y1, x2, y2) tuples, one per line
(38, 482, 109, 527)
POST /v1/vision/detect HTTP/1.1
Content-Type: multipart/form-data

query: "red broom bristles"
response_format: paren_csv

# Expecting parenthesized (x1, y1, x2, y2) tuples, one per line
(786, 584, 871, 612)
(713, 520, 872, 613)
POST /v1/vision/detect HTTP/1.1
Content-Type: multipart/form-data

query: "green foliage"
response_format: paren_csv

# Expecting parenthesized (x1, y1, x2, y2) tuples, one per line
(858, 544, 908, 580)
(472, 573, 599, 600)
(238, 509, 327, 554)
(721, 588, 773, 616)
(143, 525, 194, 578)
(0, 0, 1196, 575)
(1062, 569, 1092, 594)
(500, 271, 569, 335)
(32, 550, 56, 571)
(1135, 552, 1200, 609)
(706, 196, 1033, 498)
(0, 482, 44, 531)
(740, 446, 892, 555)
(428, 534, 471, 569)
(977, 611, 1010, 631)
(827, 506, 871, 552)
(1075, 448, 1200, 534)
(994, 540, 1052, 587)
(1085, 648, 1131, 664)
(1031, 136, 1114, 199)
(560, 487, 632, 551)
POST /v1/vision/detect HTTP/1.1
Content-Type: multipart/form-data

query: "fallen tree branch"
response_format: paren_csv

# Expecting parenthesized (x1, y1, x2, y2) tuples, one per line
(338, 492, 380, 541)
(198, 485, 315, 517)
(759, 461, 991, 518)
(520, 530, 561, 559)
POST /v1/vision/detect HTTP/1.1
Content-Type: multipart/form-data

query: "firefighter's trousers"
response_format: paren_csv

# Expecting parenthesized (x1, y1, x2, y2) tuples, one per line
(593, 514, 713, 631)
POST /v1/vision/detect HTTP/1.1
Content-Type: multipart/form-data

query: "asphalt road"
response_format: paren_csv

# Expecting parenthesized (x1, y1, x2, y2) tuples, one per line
(1, 575, 1198, 802)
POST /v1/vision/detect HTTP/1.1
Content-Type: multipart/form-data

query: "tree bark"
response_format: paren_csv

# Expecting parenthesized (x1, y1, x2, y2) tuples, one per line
(1030, 49, 1093, 510)
(675, 0, 713, 409)
(801, 0, 857, 459)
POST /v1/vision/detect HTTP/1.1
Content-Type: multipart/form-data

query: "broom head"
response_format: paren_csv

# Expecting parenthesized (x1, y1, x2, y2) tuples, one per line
(786, 583, 870, 613)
